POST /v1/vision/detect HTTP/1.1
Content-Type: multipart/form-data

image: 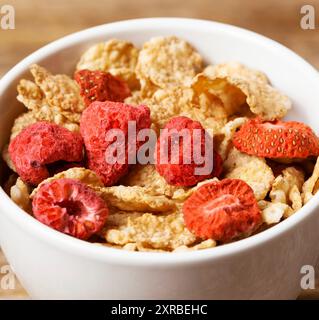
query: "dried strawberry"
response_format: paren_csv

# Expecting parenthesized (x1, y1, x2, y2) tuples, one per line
(80, 101, 151, 186)
(233, 117, 319, 159)
(9, 122, 83, 185)
(155, 116, 222, 186)
(74, 69, 131, 107)
(183, 179, 262, 242)
(32, 178, 109, 240)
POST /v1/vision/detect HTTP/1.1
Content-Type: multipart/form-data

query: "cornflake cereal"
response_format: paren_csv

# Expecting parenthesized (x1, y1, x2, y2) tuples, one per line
(2, 35, 319, 253)
(204, 63, 291, 120)
(104, 211, 197, 250)
(76, 40, 139, 91)
(136, 36, 203, 89)
(302, 157, 319, 203)
(258, 200, 289, 224)
(96, 185, 177, 213)
(223, 147, 274, 200)
(269, 167, 304, 216)
(10, 178, 32, 214)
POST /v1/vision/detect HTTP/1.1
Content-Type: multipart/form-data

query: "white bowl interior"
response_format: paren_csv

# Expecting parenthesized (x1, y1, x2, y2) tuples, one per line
(1, 18, 319, 262)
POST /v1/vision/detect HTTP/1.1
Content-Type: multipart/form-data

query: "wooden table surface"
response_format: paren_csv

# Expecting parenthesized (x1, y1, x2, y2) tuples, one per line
(0, 0, 318, 299)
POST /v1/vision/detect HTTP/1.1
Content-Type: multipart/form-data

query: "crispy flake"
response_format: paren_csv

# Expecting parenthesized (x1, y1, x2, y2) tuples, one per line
(30, 64, 86, 114)
(302, 157, 319, 203)
(270, 167, 304, 216)
(10, 178, 32, 214)
(120, 164, 186, 198)
(258, 200, 290, 224)
(105, 211, 197, 250)
(96, 185, 176, 212)
(31, 168, 103, 198)
(224, 147, 274, 200)
(76, 39, 139, 72)
(17, 79, 44, 111)
(136, 36, 203, 88)
(204, 63, 291, 120)
(218, 117, 248, 160)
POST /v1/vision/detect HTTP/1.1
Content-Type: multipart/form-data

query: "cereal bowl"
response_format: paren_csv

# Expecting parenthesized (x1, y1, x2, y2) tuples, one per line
(1, 18, 319, 299)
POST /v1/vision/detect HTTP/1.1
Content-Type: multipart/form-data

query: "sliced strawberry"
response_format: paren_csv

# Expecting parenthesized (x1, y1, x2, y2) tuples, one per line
(32, 178, 109, 240)
(233, 118, 319, 159)
(74, 69, 131, 107)
(183, 179, 262, 242)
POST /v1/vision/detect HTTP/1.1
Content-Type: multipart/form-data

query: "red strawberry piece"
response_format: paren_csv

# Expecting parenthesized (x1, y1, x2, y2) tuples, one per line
(183, 179, 262, 242)
(155, 116, 222, 187)
(74, 69, 131, 107)
(80, 101, 151, 186)
(233, 117, 319, 159)
(9, 122, 83, 185)
(32, 178, 109, 240)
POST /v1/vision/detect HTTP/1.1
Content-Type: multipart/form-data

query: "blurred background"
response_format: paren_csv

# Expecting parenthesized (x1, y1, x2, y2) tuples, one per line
(0, 0, 318, 299)
(0, 0, 318, 76)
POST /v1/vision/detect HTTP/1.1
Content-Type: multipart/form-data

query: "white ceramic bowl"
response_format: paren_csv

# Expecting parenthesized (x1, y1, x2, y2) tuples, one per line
(1, 18, 319, 300)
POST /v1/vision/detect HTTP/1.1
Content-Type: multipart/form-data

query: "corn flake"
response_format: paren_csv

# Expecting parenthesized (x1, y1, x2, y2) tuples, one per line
(302, 157, 319, 203)
(31, 168, 103, 198)
(17, 79, 44, 111)
(96, 185, 176, 212)
(136, 36, 203, 89)
(10, 178, 32, 214)
(269, 167, 304, 216)
(204, 63, 291, 120)
(30, 64, 85, 114)
(120, 164, 185, 198)
(76, 39, 139, 72)
(224, 147, 274, 200)
(105, 211, 197, 250)
(218, 117, 248, 160)
(258, 200, 290, 224)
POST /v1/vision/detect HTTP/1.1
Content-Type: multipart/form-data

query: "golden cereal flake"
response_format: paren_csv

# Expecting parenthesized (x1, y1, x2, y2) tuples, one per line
(218, 117, 248, 160)
(269, 167, 304, 215)
(146, 87, 225, 134)
(203, 63, 291, 120)
(120, 164, 186, 198)
(10, 109, 79, 141)
(192, 73, 247, 117)
(30, 64, 86, 114)
(205, 62, 269, 84)
(105, 212, 197, 250)
(302, 157, 319, 203)
(136, 36, 203, 88)
(10, 178, 32, 213)
(224, 147, 274, 200)
(258, 200, 290, 224)
(17, 79, 44, 111)
(76, 39, 139, 72)
(96, 185, 176, 212)
(173, 239, 217, 252)
(31, 168, 103, 198)
(10, 112, 38, 140)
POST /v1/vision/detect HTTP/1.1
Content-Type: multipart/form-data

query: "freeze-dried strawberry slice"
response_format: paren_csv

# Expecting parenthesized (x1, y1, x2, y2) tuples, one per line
(233, 117, 319, 159)
(74, 69, 131, 107)
(32, 178, 109, 240)
(155, 116, 222, 187)
(183, 179, 262, 242)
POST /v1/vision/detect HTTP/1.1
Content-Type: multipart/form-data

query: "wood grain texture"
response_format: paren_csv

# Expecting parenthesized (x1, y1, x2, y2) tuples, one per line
(0, 0, 318, 299)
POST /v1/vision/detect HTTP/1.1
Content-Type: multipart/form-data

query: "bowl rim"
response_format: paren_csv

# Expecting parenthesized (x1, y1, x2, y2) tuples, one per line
(1, 17, 319, 266)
